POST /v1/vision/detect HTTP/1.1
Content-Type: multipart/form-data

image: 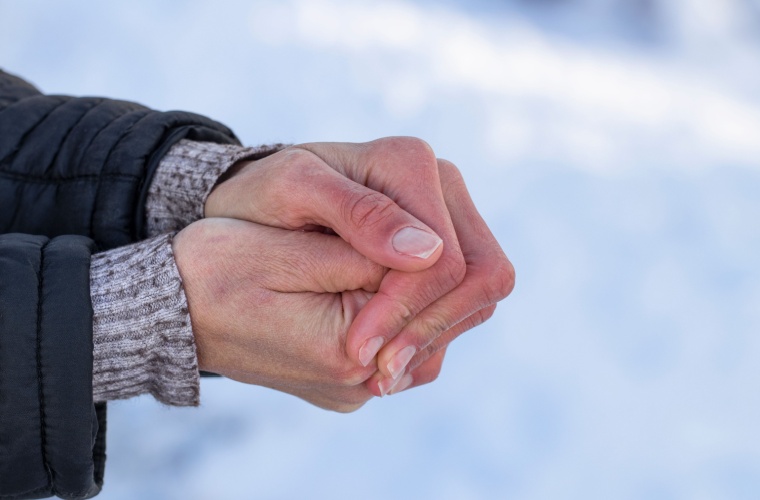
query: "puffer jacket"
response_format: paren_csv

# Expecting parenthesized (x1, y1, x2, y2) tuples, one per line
(0, 69, 238, 499)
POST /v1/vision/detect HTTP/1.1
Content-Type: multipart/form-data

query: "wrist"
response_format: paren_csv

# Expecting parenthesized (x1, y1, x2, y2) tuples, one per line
(146, 140, 287, 236)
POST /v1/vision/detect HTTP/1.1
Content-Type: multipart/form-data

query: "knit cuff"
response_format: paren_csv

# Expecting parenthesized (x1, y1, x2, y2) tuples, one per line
(90, 234, 199, 406)
(145, 139, 287, 236)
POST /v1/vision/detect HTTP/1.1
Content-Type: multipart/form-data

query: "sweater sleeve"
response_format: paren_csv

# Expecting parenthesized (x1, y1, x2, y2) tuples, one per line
(89, 140, 286, 406)
(0, 70, 242, 250)
(144, 139, 287, 237)
(0, 68, 257, 499)
(90, 234, 199, 406)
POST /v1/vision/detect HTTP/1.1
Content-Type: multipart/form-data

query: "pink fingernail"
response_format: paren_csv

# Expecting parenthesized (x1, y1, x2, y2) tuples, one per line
(359, 336, 385, 367)
(387, 345, 417, 380)
(392, 227, 442, 259)
(378, 377, 398, 397)
(388, 374, 414, 395)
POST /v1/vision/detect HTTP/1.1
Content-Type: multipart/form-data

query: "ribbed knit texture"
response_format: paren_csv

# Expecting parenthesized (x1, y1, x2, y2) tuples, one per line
(144, 139, 287, 236)
(90, 234, 199, 405)
(91, 139, 286, 406)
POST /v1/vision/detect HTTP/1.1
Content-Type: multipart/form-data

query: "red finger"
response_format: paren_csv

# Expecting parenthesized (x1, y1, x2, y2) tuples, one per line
(206, 147, 444, 273)
(372, 159, 514, 381)
(369, 304, 496, 397)
(299, 139, 468, 369)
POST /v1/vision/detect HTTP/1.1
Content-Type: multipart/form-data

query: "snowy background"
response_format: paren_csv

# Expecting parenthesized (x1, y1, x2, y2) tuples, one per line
(2, 0, 760, 498)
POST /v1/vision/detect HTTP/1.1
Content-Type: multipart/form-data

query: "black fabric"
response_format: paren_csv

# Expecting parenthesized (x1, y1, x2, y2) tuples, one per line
(0, 72, 240, 249)
(0, 234, 99, 500)
(0, 69, 239, 499)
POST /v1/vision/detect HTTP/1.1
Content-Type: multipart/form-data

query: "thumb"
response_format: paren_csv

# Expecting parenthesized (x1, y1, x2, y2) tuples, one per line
(307, 167, 444, 272)
(256, 227, 388, 293)
(207, 150, 443, 272)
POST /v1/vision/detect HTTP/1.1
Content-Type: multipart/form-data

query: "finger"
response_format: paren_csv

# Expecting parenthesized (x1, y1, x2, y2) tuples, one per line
(395, 348, 447, 394)
(367, 349, 444, 398)
(407, 304, 497, 373)
(340, 289, 375, 318)
(297, 139, 458, 266)
(370, 347, 447, 397)
(248, 223, 389, 294)
(207, 148, 444, 273)
(299, 140, 468, 369)
(370, 303, 496, 397)
(373, 160, 514, 380)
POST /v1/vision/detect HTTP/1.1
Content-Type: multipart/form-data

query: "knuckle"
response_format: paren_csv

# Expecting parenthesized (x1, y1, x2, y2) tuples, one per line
(398, 136, 436, 159)
(280, 150, 328, 192)
(342, 189, 396, 230)
(282, 146, 320, 167)
(436, 252, 467, 291)
(377, 289, 416, 325)
(440, 163, 467, 197)
(459, 304, 498, 335)
(392, 296, 416, 325)
(274, 148, 318, 182)
(263, 148, 324, 226)
(437, 158, 462, 179)
(422, 342, 440, 363)
(436, 157, 458, 171)
(478, 303, 498, 323)
(484, 258, 516, 303)
(437, 158, 467, 195)
(380, 136, 435, 156)
(374, 137, 437, 170)
(415, 313, 451, 347)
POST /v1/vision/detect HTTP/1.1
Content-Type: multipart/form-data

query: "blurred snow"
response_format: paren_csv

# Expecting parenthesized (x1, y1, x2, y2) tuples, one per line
(2, 0, 760, 499)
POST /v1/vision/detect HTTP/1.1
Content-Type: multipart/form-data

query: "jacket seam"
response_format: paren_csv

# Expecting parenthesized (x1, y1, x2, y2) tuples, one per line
(0, 98, 68, 165)
(44, 99, 104, 176)
(35, 239, 53, 492)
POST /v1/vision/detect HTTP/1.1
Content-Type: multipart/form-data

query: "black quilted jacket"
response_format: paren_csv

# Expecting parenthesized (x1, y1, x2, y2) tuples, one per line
(0, 69, 238, 499)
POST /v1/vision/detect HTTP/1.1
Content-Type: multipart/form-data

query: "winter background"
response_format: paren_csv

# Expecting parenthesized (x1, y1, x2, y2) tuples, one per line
(2, 0, 760, 498)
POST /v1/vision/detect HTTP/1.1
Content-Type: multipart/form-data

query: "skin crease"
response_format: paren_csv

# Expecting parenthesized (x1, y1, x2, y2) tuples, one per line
(202, 137, 515, 404)
(369, 159, 513, 396)
(173, 218, 388, 413)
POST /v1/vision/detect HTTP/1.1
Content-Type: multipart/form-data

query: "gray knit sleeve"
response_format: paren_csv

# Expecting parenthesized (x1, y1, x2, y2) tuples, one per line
(91, 139, 286, 406)
(90, 234, 200, 406)
(144, 139, 287, 237)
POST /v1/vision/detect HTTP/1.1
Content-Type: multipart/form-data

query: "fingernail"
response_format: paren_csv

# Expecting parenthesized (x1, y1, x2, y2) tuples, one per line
(392, 227, 442, 259)
(387, 345, 417, 380)
(378, 377, 398, 397)
(388, 374, 414, 395)
(359, 336, 385, 367)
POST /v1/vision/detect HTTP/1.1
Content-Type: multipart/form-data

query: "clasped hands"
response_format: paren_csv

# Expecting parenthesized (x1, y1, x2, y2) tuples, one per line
(172, 137, 515, 412)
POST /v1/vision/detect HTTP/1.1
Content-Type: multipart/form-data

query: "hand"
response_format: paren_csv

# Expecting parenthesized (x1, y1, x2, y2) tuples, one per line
(206, 137, 514, 395)
(207, 139, 446, 273)
(366, 159, 514, 396)
(172, 217, 386, 412)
